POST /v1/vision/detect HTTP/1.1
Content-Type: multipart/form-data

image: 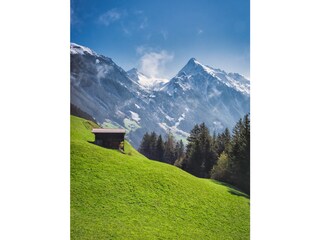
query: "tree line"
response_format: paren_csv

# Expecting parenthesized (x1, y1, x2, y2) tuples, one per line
(139, 131, 185, 165)
(139, 114, 250, 194)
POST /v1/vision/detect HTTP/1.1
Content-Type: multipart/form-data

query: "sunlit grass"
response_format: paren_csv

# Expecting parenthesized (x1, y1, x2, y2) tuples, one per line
(71, 115, 249, 239)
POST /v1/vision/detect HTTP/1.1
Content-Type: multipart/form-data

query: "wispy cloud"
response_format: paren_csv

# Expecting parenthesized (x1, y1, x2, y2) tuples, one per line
(98, 8, 148, 36)
(134, 10, 143, 15)
(122, 27, 131, 35)
(137, 46, 174, 78)
(98, 8, 125, 26)
(160, 30, 168, 40)
(139, 17, 148, 29)
(71, 7, 81, 26)
(198, 29, 204, 35)
(136, 46, 147, 55)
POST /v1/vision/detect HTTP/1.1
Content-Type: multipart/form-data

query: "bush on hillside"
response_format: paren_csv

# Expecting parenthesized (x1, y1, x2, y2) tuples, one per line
(211, 151, 230, 181)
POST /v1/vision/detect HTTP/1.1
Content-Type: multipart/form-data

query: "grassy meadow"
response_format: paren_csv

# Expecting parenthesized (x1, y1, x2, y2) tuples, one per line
(71, 115, 250, 239)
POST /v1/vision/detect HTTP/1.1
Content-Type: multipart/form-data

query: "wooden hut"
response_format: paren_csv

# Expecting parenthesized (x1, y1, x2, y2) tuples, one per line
(92, 128, 125, 150)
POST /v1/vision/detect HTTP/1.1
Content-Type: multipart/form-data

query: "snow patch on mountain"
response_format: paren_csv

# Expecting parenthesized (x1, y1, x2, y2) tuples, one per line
(129, 111, 141, 123)
(174, 58, 250, 95)
(175, 113, 186, 127)
(71, 42, 98, 56)
(165, 115, 174, 122)
(96, 64, 113, 84)
(208, 88, 222, 98)
(158, 122, 189, 139)
(134, 104, 141, 109)
(127, 68, 169, 90)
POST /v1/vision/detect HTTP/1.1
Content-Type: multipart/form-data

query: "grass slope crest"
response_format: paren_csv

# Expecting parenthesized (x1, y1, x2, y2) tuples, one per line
(71, 115, 249, 239)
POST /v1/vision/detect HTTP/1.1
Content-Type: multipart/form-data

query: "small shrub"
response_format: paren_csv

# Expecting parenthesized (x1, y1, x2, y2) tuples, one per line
(211, 151, 230, 181)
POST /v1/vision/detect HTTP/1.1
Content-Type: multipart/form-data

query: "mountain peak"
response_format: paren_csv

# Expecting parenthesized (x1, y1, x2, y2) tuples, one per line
(127, 68, 139, 74)
(170, 57, 250, 95)
(187, 57, 202, 66)
(178, 57, 208, 76)
(70, 42, 98, 56)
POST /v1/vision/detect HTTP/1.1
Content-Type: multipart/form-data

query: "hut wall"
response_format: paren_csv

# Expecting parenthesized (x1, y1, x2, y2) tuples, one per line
(94, 133, 125, 149)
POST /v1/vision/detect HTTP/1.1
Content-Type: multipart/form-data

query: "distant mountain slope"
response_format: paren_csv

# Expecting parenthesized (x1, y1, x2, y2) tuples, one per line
(71, 103, 97, 124)
(71, 115, 250, 239)
(70, 43, 250, 148)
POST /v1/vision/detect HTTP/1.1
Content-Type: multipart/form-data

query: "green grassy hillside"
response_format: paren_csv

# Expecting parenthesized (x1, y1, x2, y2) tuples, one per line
(71, 115, 250, 239)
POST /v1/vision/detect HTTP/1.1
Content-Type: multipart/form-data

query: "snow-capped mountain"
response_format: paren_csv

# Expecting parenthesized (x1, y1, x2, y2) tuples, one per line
(153, 57, 250, 139)
(127, 68, 168, 90)
(71, 43, 250, 148)
(162, 58, 250, 95)
(71, 43, 167, 146)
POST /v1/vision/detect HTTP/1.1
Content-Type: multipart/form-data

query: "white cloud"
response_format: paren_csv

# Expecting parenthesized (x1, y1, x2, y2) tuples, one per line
(98, 9, 124, 26)
(137, 47, 174, 78)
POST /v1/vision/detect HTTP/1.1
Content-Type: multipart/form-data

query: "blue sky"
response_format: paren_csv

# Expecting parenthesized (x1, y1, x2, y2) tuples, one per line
(71, 0, 250, 79)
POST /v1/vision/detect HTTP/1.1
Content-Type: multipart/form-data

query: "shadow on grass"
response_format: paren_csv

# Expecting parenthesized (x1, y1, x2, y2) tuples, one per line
(228, 189, 249, 199)
(210, 179, 250, 199)
(87, 141, 126, 154)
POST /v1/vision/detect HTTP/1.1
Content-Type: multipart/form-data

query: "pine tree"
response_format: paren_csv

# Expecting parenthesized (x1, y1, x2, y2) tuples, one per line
(212, 131, 217, 148)
(139, 132, 151, 158)
(174, 141, 180, 161)
(228, 114, 250, 194)
(149, 131, 158, 160)
(223, 128, 231, 152)
(174, 140, 185, 162)
(174, 140, 185, 167)
(227, 118, 242, 185)
(156, 134, 165, 162)
(178, 140, 185, 160)
(239, 114, 250, 194)
(163, 132, 176, 164)
(215, 128, 231, 157)
(184, 123, 217, 177)
(209, 114, 250, 194)
(198, 123, 217, 177)
(185, 124, 200, 160)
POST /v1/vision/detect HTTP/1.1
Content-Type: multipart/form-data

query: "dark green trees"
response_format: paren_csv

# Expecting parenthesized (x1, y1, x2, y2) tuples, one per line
(138, 131, 185, 165)
(175, 140, 185, 163)
(163, 133, 176, 164)
(215, 128, 231, 156)
(138, 114, 250, 194)
(156, 135, 165, 162)
(181, 114, 250, 194)
(183, 123, 217, 177)
(138, 132, 151, 159)
(211, 114, 250, 194)
(228, 114, 250, 193)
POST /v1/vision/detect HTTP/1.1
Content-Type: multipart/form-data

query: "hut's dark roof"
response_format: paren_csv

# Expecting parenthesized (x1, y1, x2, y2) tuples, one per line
(92, 128, 125, 134)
